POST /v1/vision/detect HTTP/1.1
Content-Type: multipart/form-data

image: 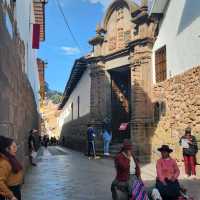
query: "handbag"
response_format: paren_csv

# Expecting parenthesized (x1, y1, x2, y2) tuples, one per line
(131, 180, 149, 200)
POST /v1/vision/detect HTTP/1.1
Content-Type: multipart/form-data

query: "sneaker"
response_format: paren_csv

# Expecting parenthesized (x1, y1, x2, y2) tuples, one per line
(88, 157, 91, 160)
(94, 156, 100, 159)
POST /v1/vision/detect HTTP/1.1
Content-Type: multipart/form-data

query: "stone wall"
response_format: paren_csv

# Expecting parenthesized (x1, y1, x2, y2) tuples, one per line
(152, 66, 200, 161)
(0, 2, 39, 167)
(60, 114, 90, 152)
(130, 43, 155, 163)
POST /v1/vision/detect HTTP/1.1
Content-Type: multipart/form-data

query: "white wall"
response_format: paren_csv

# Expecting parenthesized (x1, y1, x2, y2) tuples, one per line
(3, 0, 10, 6)
(58, 68, 91, 128)
(152, 0, 200, 83)
(15, 0, 40, 108)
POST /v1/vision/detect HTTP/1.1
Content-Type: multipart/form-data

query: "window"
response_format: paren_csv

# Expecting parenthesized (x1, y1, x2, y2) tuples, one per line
(155, 46, 166, 83)
(71, 103, 73, 120)
(154, 101, 166, 123)
(154, 102, 160, 123)
(77, 96, 80, 118)
(160, 102, 166, 117)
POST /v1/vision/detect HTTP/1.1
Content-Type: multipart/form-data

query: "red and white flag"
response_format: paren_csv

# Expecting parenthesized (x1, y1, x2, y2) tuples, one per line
(119, 123, 128, 131)
(32, 24, 40, 49)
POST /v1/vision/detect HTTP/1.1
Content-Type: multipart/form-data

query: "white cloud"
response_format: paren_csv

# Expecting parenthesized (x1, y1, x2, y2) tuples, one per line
(84, 0, 142, 9)
(59, 0, 141, 10)
(86, 0, 112, 9)
(61, 46, 80, 55)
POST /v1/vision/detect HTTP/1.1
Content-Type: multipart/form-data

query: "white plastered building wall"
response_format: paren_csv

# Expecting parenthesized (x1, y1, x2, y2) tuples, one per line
(3, 0, 40, 109)
(152, 0, 200, 84)
(58, 68, 91, 129)
(15, 0, 40, 108)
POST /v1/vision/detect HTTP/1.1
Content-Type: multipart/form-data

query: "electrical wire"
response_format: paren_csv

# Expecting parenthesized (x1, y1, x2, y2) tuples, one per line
(54, 0, 82, 52)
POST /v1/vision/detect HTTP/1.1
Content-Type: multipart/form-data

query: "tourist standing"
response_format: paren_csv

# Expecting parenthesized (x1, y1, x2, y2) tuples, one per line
(102, 129, 112, 156)
(180, 127, 198, 178)
(62, 136, 65, 146)
(87, 124, 97, 159)
(0, 136, 23, 200)
(43, 135, 49, 148)
(28, 129, 38, 166)
(156, 145, 181, 200)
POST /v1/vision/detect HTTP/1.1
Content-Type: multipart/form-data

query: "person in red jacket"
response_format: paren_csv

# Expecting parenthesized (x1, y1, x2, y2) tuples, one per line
(180, 127, 198, 178)
(111, 140, 141, 200)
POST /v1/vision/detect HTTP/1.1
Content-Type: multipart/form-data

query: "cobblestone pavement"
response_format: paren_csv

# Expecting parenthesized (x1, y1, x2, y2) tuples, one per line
(22, 146, 200, 200)
(22, 146, 115, 200)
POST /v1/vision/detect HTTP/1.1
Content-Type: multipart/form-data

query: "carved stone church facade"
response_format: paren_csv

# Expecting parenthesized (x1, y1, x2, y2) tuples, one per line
(59, 0, 158, 162)
(59, 0, 200, 163)
(88, 0, 157, 161)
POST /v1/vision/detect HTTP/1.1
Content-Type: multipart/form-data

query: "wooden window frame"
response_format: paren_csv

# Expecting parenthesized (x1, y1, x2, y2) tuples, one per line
(155, 45, 167, 83)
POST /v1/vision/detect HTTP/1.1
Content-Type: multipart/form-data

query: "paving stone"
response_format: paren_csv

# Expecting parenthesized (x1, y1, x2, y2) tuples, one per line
(22, 147, 114, 200)
(22, 147, 200, 200)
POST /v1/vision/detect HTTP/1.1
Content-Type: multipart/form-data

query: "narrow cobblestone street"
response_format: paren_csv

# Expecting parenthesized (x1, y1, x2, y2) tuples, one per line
(22, 146, 115, 200)
(22, 146, 200, 200)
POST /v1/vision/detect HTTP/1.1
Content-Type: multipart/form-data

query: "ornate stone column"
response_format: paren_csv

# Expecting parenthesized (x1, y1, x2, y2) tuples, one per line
(129, 6, 157, 162)
(130, 44, 154, 162)
(89, 61, 112, 142)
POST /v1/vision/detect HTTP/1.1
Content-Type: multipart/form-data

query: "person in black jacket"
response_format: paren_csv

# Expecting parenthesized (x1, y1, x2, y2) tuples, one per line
(28, 129, 38, 166)
(180, 127, 198, 178)
(87, 124, 97, 159)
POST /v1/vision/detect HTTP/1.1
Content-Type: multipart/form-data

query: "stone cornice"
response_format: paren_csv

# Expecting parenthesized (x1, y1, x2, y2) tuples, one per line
(128, 37, 154, 48)
(89, 37, 154, 63)
(89, 35, 104, 46)
(132, 6, 149, 24)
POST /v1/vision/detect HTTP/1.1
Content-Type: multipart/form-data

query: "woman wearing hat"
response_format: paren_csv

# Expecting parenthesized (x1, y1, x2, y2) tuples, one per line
(111, 140, 141, 200)
(0, 136, 23, 200)
(156, 145, 181, 200)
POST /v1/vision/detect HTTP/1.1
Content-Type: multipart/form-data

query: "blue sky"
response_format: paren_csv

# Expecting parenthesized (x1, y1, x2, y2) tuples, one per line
(38, 0, 141, 92)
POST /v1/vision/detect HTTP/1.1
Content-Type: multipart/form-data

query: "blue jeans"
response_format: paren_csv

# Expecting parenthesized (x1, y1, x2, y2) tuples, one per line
(104, 140, 110, 154)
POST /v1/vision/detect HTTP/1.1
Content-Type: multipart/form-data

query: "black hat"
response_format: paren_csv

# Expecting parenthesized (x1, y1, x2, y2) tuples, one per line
(158, 145, 173, 153)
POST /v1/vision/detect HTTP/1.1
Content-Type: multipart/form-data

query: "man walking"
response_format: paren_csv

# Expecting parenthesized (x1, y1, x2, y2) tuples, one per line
(180, 127, 198, 178)
(87, 123, 97, 159)
(28, 129, 38, 166)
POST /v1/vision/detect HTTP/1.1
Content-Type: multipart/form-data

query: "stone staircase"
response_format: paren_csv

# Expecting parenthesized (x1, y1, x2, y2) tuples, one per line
(96, 142, 151, 163)
(96, 143, 123, 158)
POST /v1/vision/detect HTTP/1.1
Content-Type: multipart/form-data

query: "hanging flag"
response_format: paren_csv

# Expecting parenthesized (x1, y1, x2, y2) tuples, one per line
(119, 123, 129, 131)
(32, 24, 40, 49)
